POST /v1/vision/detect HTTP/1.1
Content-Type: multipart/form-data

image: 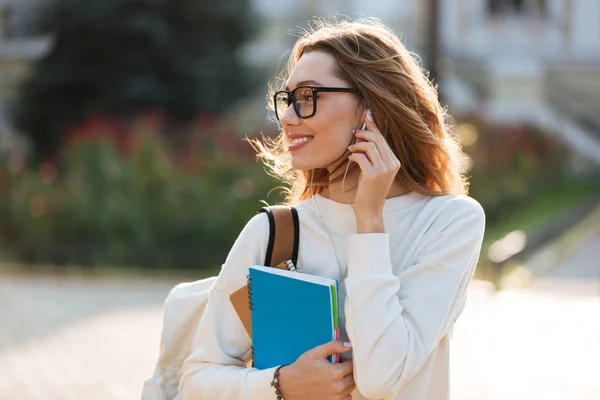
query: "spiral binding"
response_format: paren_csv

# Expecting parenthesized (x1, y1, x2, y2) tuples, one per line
(247, 273, 254, 311)
(248, 272, 256, 366)
(284, 259, 297, 271)
(250, 344, 256, 367)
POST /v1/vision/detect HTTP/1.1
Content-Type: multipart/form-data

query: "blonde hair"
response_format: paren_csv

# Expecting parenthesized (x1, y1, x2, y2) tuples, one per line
(249, 18, 468, 205)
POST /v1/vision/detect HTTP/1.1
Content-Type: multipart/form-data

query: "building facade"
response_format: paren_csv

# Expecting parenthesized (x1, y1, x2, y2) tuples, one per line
(248, 0, 600, 164)
(1, 0, 599, 162)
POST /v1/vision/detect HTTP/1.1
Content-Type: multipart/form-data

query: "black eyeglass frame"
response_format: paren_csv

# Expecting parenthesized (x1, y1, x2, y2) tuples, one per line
(273, 86, 360, 121)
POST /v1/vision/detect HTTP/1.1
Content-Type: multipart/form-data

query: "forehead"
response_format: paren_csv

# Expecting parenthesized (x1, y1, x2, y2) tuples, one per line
(286, 51, 344, 89)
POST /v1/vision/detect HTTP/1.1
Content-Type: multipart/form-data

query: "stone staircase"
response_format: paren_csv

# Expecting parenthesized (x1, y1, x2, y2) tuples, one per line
(545, 68, 600, 143)
(445, 61, 600, 167)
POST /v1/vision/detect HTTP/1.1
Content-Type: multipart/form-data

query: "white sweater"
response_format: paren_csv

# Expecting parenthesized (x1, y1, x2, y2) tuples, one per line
(179, 192, 485, 400)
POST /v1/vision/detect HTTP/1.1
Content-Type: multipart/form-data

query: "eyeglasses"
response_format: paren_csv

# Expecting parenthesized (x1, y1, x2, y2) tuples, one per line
(273, 86, 359, 121)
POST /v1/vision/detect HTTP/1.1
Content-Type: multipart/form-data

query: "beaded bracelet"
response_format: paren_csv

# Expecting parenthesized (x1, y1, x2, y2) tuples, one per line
(270, 364, 289, 400)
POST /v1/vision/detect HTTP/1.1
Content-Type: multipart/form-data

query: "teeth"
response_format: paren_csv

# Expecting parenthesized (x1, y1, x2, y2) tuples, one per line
(290, 137, 313, 146)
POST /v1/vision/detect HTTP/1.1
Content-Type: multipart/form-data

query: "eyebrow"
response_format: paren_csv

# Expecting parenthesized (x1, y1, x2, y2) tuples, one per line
(285, 80, 323, 91)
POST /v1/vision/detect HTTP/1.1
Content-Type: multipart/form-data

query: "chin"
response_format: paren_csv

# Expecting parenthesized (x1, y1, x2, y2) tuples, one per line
(291, 158, 340, 173)
(290, 158, 317, 171)
(289, 145, 346, 171)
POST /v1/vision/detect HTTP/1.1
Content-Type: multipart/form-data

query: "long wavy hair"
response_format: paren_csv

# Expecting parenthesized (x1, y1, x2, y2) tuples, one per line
(249, 18, 468, 205)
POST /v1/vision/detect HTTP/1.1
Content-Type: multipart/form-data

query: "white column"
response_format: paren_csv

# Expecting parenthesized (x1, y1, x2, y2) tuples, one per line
(571, 0, 600, 53)
(439, 0, 460, 53)
(543, 0, 566, 49)
(466, 0, 488, 50)
(547, 0, 564, 18)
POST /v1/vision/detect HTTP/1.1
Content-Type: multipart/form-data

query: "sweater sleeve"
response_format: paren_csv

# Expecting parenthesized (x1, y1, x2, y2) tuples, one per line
(178, 212, 279, 400)
(344, 197, 485, 400)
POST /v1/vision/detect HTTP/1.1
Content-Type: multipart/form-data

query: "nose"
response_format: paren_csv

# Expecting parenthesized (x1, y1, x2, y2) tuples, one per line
(279, 102, 301, 127)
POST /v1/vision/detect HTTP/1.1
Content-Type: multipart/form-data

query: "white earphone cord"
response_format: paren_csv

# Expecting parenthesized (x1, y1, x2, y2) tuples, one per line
(310, 138, 356, 209)
(312, 167, 349, 280)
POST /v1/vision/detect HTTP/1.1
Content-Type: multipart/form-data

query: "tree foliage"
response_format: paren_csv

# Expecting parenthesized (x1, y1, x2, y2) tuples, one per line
(10, 0, 259, 158)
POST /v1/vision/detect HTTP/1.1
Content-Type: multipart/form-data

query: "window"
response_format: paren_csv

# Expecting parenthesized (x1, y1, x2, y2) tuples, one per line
(487, 0, 547, 17)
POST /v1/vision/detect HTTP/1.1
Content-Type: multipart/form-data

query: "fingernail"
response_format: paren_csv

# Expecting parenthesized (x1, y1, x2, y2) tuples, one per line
(351, 129, 356, 133)
(343, 342, 352, 348)
(366, 110, 373, 122)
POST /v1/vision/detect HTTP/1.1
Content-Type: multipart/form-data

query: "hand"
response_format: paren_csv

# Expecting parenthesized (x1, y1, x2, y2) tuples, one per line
(278, 340, 355, 400)
(347, 110, 401, 227)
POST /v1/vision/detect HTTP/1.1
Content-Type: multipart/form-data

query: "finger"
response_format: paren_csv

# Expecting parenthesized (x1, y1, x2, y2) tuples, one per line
(339, 374, 355, 391)
(363, 109, 386, 153)
(365, 109, 378, 132)
(332, 359, 354, 378)
(359, 110, 399, 168)
(339, 354, 351, 363)
(348, 153, 376, 176)
(332, 374, 355, 398)
(354, 130, 400, 173)
(355, 125, 393, 154)
(348, 141, 384, 170)
(338, 375, 356, 397)
(311, 341, 352, 359)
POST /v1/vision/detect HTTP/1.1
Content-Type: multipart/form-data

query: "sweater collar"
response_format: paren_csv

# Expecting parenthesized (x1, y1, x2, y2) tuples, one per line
(304, 191, 425, 218)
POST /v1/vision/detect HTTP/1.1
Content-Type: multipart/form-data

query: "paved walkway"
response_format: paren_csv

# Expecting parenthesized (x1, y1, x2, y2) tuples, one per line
(0, 275, 176, 400)
(450, 228, 600, 400)
(451, 284, 600, 399)
(531, 228, 600, 297)
(1, 262, 599, 399)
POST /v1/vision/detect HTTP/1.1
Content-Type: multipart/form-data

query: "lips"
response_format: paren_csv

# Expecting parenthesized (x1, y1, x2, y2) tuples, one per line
(287, 135, 314, 151)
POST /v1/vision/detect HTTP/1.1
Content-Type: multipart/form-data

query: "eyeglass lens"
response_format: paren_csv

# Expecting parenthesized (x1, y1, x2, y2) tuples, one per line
(275, 87, 315, 119)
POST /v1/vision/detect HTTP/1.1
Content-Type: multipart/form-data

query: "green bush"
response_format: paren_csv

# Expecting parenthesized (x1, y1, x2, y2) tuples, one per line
(459, 119, 600, 279)
(0, 117, 283, 270)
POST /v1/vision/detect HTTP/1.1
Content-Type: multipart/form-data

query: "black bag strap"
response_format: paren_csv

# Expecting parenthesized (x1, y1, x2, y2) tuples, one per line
(259, 206, 299, 270)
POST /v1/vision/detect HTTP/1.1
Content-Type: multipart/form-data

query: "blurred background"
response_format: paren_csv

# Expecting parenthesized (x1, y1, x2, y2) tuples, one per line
(0, 0, 599, 399)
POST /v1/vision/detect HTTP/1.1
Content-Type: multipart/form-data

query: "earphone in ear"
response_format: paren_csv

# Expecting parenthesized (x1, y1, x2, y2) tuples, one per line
(351, 121, 367, 145)
(343, 109, 372, 205)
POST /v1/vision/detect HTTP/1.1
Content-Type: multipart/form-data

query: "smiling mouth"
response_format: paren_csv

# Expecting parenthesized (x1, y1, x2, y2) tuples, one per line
(289, 137, 314, 146)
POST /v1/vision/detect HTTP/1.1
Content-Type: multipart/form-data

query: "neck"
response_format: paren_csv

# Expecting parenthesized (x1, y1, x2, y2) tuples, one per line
(319, 166, 409, 204)
(321, 174, 358, 204)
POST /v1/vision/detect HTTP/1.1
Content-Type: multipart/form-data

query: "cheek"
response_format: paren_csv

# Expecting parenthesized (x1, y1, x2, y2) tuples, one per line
(308, 118, 353, 149)
(311, 103, 357, 143)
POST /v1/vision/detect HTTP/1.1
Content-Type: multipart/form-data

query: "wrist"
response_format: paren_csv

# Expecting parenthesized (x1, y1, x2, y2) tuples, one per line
(271, 364, 290, 400)
(355, 212, 385, 233)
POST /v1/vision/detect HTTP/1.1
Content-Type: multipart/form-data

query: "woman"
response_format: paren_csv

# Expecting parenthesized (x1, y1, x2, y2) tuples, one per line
(179, 18, 485, 400)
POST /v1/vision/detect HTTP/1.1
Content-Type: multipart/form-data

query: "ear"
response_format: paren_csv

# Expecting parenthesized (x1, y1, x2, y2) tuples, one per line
(356, 102, 368, 125)
(362, 108, 373, 126)
(360, 100, 369, 113)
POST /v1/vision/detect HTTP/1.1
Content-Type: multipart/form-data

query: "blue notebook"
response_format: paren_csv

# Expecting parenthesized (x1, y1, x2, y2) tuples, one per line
(248, 265, 339, 370)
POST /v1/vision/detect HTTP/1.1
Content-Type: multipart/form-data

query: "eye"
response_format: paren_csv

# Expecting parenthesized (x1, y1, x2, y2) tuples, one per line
(295, 88, 314, 102)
